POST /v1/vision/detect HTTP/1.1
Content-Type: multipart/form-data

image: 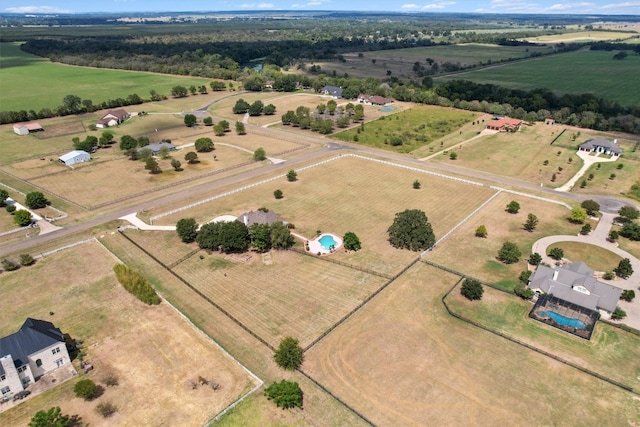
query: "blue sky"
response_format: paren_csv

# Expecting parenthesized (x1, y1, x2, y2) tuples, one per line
(3, 1, 640, 15)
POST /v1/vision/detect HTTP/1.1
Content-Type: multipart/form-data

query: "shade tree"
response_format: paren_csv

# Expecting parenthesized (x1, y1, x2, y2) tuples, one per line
(25, 192, 49, 209)
(195, 137, 214, 152)
(184, 114, 197, 127)
(387, 209, 436, 251)
(497, 241, 521, 264)
(580, 200, 600, 216)
(274, 336, 304, 370)
(343, 232, 361, 251)
(461, 278, 484, 300)
(176, 218, 198, 243)
(506, 200, 520, 214)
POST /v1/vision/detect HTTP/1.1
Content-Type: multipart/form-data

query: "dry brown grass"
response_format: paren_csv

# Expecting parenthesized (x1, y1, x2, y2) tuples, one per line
(0, 241, 257, 427)
(153, 155, 496, 276)
(304, 262, 640, 426)
(426, 191, 580, 289)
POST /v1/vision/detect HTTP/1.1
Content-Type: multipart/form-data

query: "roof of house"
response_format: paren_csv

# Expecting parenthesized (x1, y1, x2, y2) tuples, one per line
(14, 123, 43, 131)
(322, 86, 343, 97)
(357, 93, 393, 104)
(97, 109, 129, 124)
(141, 142, 176, 153)
(489, 117, 522, 128)
(528, 263, 622, 312)
(238, 210, 279, 227)
(0, 319, 65, 375)
(579, 138, 622, 154)
(59, 150, 90, 162)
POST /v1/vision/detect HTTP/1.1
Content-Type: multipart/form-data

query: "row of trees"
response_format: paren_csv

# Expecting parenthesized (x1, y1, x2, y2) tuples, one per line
(232, 99, 276, 116)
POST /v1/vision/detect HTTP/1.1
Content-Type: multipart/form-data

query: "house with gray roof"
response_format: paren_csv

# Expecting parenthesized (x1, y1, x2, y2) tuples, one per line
(237, 210, 279, 227)
(578, 138, 621, 156)
(141, 142, 176, 155)
(321, 86, 343, 98)
(528, 262, 622, 317)
(0, 319, 72, 399)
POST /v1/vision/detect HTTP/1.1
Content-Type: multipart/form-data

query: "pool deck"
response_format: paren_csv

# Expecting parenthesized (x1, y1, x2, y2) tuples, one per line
(292, 232, 343, 255)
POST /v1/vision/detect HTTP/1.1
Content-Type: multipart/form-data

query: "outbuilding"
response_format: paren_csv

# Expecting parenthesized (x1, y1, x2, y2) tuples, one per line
(13, 123, 44, 135)
(58, 150, 91, 166)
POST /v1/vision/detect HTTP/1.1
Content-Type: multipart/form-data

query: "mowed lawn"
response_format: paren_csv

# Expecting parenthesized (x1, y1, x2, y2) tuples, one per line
(435, 50, 640, 107)
(304, 262, 640, 426)
(0, 42, 212, 112)
(154, 155, 497, 276)
(446, 284, 640, 387)
(0, 242, 256, 427)
(432, 123, 582, 187)
(426, 191, 581, 290)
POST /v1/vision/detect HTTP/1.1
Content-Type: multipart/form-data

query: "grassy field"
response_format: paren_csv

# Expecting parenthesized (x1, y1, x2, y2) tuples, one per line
(431, 123, 582, 187)
(0, 242, 256, 427)
(550, 242, 622, 272)
(0, 42, 216, 112)
(426, 191, 581, 291)
(435, 50, 640, 107)
(524, 31, 638, 43)
(331, 105, 479, 153)
(445, 283, 640, 387)
(311, 43, 552, 80)
(571, 158, 640, 200)
(151, 155, 497, 276)
(304, 262, 640, 425)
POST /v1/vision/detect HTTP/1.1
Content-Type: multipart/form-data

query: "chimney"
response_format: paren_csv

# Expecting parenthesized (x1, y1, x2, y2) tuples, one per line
(553, 268, 559, 281)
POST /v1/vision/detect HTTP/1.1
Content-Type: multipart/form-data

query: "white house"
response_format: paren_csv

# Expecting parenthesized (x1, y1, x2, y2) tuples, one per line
(578, 138, 621, 156)
(13, 123, 43, 136)
(0, 319, 72, 399)
(58, 150, 90, 167)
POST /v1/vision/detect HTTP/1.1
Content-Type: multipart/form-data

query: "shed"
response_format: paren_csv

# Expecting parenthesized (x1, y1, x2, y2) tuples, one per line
(13, 123, 43, 135)
(59, 150, 90, 166)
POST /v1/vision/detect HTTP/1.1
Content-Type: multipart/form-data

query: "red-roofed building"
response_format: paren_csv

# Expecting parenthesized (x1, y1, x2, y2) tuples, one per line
(486, 117, 522, 132)
(96, 109, 130, 128)
(357, 93, 394, 106)
(13, 122, 43, 136)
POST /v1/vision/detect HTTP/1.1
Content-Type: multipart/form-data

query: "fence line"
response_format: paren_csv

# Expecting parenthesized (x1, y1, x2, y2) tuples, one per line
(289, 246, 392, 280)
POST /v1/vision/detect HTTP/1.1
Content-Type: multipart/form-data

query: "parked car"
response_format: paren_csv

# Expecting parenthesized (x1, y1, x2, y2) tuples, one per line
(13, 390, 31, 400)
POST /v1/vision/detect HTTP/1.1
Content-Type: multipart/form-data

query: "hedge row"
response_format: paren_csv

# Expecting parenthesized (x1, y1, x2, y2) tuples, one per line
(112, 264, 161, 305)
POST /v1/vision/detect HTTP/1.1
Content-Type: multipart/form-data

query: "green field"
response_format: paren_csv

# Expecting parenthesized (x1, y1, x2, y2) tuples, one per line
(0, 42, 212, 112)
(435, 50, 640, 107)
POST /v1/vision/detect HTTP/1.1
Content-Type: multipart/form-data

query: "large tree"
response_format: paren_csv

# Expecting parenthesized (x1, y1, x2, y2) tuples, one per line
(196, 221, 249, 253)
(249, 223, 271, 252)
(14, 210, 32, 226)
(25, 192, 49, 209)
(620, 222, 640, 240)
(614, 258, 634, 278)
(461, 278, 484, 300)
(343, 232, 361, 251)
(195, 137, 214, 152)
(29, 406, 70, 427)
(176, 218, 198, 243)
(232, 99, 250, 114)
(0, 189, 9, 206)
(235, 121, 246, 135)
(270, 222, 294, 249)
(387, 209, 436, 251)
(506, 200, 520, 214)
(497, 241, 521, 264)
(581, 200, 600, 216)
(570, 207, 587, 224)
(274, 336, 304, 370)
(184, 114, 197, 127)
(264, 380, 303, 409)
(119, 135, 137, 151)
(618, 205, 639, 221)
(253, 147, 266, 161)
(524, 213, 539, 232)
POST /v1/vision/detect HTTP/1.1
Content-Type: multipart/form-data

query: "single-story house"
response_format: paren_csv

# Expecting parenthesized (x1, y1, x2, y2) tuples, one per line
(321, 86, 343, 98)
(578, 138, 621, 156)
(357, 94, 394, 106)
(141, 142, 176, 155)
(58, 150, 90, 166)
(0, 318, 72, 398)
(528, 262, 622, 317)
(13, 123, 44, 136)
(237, 210, 279, 227)
(96, 109, 130, 128)
(486, 117, 522, 132)
(544, 118, 555, 125)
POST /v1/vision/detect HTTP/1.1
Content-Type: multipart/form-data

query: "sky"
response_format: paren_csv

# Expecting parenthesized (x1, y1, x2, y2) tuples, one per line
(3, 1, 640, 15)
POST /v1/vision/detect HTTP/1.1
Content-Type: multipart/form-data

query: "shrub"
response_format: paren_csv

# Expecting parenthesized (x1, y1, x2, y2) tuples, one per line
(2, 259, 21, 271)
(506, 200, 520, 214)
(581, 200, 600, 216)
(273, 189, 283, 199)
(254, 147, 266, 161)
(514, 285, 534, 300)
(14, 209, 32, 226)
(475, 225, 488, 238)
(611, 307, 626, 320)
(497, 241, 521, 264)
(413, 180, 421, 189)
(25, 191, 49, 209)
(460, 278, 483, 300)
(29, 407, 70, 427)
(519, 270, 532, 283)
(529, 252, 542, 266)
(112, 264, 161, 305)
(102, 374, 119, 387)
(95, 402, 117, 418)
(6, 204, 16, 214)
(194, 137, 214, 152)
(20, 254, 35, 266)
(274, 337, 304, 370)
(449, 151, 457, 160)
(614, 258, 633, 278)
(176, 218, 198, 243)
(580, 224, 591, 235)
(548, 247, 564, 260)
(603, 271, 615, 280)
(620, 290, 635, 302)
(569, 207, 587, 224)
(264, 380, 303, 409)
(608, 230, 619, 242)
(286, 170, 298, 182)
(343, 232, 361, 251)
(74, 378, 96, 400)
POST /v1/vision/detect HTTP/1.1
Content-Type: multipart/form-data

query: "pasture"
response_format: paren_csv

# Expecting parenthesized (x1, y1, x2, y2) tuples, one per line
(524, 31, 638, 43)
(445, 284, 640, 387)
(426, 191, 581, 291)
(311, 43, 552, 80)
(331, 105, 479, 153)
(0, 42, 216, 112)
(0, 241, 256, 427)
(548, 242, 622, 272)
(431, 123, 582, 186)
(435, 50, 640, 107)
(304, 262, 640, 426)
(151, 155, 497, 276)
(571, 159, 639, 200)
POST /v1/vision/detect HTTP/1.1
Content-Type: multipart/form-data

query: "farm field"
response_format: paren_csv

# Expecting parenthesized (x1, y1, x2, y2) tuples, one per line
(431, 123, 582, 187)
(524, 30, 638, 43)
(550, 241, 622, 272)
(445, 284, 640, 387)
(435, 50, 640, 106)
(331, 105, 479, 153)
(0, 42, 214, 112)
(426, 191, 581, 291)
(304, 262, 640, 426)
(152, 154, 497, 276)
(0, 241, 256, 427)
(312, 43, 552, 80)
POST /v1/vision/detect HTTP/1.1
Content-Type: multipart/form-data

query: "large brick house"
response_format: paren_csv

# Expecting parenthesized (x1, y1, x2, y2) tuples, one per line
(0, 319, 72, 399)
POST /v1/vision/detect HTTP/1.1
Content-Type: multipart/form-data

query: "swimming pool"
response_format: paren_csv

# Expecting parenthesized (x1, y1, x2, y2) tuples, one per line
(318, 234, 338, 250)
(537, 311, 586, 329)
(381, 106, 395, 112)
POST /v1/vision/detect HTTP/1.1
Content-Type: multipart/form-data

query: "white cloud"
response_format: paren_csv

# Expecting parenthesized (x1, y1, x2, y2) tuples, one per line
(290, 0, 331, 8)
(401, 1, 455, 9)
(401, 3, 421, 9)
(600, 1, 640, 9)
(5, 5, 73, 13)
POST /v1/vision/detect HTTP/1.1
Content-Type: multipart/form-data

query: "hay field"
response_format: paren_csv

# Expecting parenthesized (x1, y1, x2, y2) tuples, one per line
(525, 31, 637, 43)
(28, 146, 253, 208)
(304, 262, 640, 426)
(426, 191, 580, 290)
(431, 123, 581, 186)
(170, 249, 387, 348)
(0, 241, 256, 427)
(154, 155, 497, 276)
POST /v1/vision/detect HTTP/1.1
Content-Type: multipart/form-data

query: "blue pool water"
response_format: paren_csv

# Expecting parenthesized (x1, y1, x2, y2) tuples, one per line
(537, 311, 586, 329)
(381, 106, 395, 112)
(318, 235, 338, 250)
